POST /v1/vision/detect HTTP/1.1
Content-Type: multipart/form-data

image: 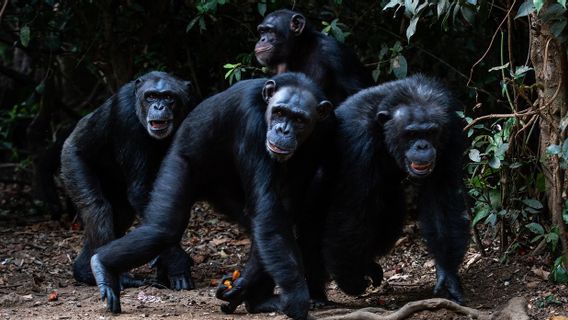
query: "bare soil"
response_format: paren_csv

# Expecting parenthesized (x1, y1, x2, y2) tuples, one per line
(1, 183, 567, 319)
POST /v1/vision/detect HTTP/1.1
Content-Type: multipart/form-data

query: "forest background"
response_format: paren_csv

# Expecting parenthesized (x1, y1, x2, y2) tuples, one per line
(0, 0, 568, 301)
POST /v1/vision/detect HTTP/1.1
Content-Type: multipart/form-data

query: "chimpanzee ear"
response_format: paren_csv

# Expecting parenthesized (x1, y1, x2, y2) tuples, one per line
(262, 80, 277, 103)
(290, 14, 306, 35)
(184, 81, 193, 94)
(317, 100, 333, 120)
(375, 110, 391, 125)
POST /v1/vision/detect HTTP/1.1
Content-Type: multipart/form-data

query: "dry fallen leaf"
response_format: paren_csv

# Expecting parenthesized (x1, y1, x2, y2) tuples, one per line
(531, 267, 550, 280)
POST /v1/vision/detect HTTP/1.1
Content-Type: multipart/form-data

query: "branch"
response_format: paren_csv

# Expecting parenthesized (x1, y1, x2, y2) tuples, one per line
(0, 0, 8, 24)
(313, 297, 529, 320)
(314, 298, 488, 320)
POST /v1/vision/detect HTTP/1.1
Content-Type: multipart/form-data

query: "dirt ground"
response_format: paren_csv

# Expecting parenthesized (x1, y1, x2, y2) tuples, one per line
(1, 186, 568, 319)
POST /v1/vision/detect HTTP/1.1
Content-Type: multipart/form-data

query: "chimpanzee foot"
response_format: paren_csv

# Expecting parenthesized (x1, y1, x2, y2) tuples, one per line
(310, 298, 335, 309)
(433, 269, 464, 305)
(90, 254, 121, 313)
(169, 272, 195, 290)
(215, 272, 246, 314)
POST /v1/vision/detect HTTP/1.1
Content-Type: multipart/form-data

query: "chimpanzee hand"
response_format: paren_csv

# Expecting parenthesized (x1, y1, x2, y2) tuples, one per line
(119, 273, 146, 290)
(433, 267, 464, 304)
(90, 254, 121, 313)
(366, 262, 384, 287)
(215, 272, 246, 314)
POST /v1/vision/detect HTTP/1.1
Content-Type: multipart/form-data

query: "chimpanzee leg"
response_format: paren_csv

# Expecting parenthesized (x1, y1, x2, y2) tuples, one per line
(418, 184, 469, 304)
(91, 152, 195, 313)
(297, 220, 328, 308)
(251, 195, 310, 320)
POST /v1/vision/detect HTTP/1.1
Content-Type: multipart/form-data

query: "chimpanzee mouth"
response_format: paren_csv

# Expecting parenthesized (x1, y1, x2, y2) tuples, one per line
(266, 140, 294, 161)
(255, 45, 273, 54)
(266, 140, 292, 155)
(408, 161, 434, 176)
(148, 119, 172, 131)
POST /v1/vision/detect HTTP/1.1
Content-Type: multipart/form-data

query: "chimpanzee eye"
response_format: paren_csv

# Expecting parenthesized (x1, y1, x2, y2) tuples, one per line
(274, 110, 283, 117)
(146, 94, 157, 102)
(294, 116, 305, 124)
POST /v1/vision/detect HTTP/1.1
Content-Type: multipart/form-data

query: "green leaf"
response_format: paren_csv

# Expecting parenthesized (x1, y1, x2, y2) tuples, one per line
(551, 19, 567, 39)
(391, 55, 407, 79)
(526, 222, 545, 235)
(383, 0, 401, 11)
(534, 0, 545, 12)
(186, 15, 201, 32)
(372, 68, 381, 83)
(523, 198, 544, 209)
(437, 0, 449, 16)
(258, 3, 267, 16)
(406, 16, 419, 40)
(20, 25, 31, 47)
(513, 65, 533, 78)
(559, 0, 567, 8)
(515, 0, 535, 18)
(472, 207, 490, 226)
(547, 144, 561, 155)
(468, 149, 481, 162)
(488, 156, 501, 169)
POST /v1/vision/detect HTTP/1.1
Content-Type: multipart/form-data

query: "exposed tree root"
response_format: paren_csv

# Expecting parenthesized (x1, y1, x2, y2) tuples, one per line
(312, 297, 528, 320)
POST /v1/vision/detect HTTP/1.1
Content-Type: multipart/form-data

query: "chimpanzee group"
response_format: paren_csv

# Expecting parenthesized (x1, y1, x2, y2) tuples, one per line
(61, 8, 470, 320)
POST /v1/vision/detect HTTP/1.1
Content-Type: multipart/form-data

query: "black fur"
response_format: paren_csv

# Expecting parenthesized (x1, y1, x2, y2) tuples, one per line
(255, 9, 373, 104)
(322, 74, 470, 303)
(89, 73, 334, 320)
(61, 71, 194, 290)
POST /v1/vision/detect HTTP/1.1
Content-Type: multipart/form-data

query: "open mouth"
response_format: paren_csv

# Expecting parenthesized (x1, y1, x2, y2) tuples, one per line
(148, 120, 171, 131)
(409, 161, 434, 176)
(266, 140, 292, 155)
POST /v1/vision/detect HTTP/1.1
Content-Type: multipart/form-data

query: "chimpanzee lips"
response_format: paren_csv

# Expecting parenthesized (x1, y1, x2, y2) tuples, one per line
(148, 120, 171, 131)
(255, 45, 273, 54)
(409, 161, 434, 175)
(266, 140, 292, 155)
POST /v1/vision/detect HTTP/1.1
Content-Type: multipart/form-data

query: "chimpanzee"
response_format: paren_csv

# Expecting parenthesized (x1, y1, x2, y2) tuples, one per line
(255, 9, 373, 105)
(321, 74, 470, 303)
(88, 72, 334, 319)
(61, 71, 194, 291)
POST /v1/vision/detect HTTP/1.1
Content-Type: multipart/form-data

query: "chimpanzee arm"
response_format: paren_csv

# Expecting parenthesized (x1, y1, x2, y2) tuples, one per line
(90, 136, 196, 313)
(234, 146, 309, 319)
(249, 177, 310, 320)
(418, 177, 469, 304)
(61, 111, 114, 248)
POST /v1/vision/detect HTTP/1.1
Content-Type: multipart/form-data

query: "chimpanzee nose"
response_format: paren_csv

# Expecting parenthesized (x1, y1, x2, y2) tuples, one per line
(276, 124, 290, 135)
(154, 104, 165, 111)
(416, 140, 429, 150)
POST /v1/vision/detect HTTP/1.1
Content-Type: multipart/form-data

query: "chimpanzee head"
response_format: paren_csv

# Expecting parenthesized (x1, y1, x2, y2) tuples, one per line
(262, 73, 333, 162)
(134, 71, 192, 140)
(255, 9, 308, 67)
(376, 77, 451, 178)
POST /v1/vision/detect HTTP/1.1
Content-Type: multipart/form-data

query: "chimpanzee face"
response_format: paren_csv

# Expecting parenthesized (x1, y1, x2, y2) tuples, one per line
(262, 80, 332, 162)
(379, 105, 447, 178)
(255, 11, 306, 67)
(135, 73, 192, 140)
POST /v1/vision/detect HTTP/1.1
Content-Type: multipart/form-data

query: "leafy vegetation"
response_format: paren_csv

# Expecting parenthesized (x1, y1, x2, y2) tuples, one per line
(0, 0, 567, 283)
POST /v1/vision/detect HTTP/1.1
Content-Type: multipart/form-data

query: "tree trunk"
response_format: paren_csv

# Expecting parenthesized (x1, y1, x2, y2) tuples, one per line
(530, 1, 568, 262)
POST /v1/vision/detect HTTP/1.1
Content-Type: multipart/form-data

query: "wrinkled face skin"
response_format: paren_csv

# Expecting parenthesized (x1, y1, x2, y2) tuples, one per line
(263, 81, 332, 162)
(381, 105, 445, 178)
(135, 74, 191, 140)
(255, 12, 305, 67)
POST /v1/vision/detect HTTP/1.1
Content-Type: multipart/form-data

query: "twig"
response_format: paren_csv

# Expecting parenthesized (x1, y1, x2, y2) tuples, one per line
(0, 0, 8, 24)
(467, 0, 517, 88)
